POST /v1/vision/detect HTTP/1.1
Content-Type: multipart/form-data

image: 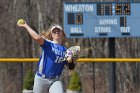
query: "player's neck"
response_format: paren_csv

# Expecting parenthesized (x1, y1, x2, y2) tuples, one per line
(53, 39, 62, 44)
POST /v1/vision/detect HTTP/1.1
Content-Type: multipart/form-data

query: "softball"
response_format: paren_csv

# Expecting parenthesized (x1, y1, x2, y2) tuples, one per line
(17, 19, 25, 25)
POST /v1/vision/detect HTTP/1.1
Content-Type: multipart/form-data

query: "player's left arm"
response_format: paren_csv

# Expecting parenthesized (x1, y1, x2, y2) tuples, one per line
(66, 55, 79, 70)
(66, 61, 75, 70)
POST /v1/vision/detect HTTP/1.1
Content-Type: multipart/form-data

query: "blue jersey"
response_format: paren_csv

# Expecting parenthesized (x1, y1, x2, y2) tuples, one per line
(37, 39, 67, 77)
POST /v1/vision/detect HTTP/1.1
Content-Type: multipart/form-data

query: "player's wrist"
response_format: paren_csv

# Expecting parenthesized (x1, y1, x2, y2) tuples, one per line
(66, 55, 71, 62)
(66, 57, 73, 63)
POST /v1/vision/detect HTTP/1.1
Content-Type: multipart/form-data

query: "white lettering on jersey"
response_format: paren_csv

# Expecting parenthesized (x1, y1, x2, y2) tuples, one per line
(52, 47, 65, 57)
(52, 47, 65, 63)
(55, 56, 64, 63)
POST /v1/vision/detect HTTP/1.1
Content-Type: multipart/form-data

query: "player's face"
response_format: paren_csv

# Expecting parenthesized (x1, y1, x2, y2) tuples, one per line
(51, 28, 63, 40)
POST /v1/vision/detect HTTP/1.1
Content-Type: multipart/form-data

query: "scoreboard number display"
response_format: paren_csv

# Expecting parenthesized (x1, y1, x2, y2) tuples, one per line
(63, 2, 140, 38)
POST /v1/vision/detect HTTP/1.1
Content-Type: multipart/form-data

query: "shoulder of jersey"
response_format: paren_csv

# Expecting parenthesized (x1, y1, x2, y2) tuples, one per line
(41, 36, 54, 43)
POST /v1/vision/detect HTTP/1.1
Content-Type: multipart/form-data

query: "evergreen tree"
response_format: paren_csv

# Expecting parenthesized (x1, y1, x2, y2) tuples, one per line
(23, 70, 34, 90)
(68, 71, 82, 91)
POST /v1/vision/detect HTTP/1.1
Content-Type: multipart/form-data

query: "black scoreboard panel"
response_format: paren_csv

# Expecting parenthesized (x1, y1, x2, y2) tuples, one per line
(115, 3, 131, 15)
(67, 13, 83, 25)
(97, 3, 112, 15)
(97, 3, 130, 15)
(120, 17, 127, 27)
(67, 13, 75, 24)
(115, 3, 123, 15)
(97, 4, 104, 15)
(76, 13, 83, 25)
(124, 3, 131, 15)
(105, 4, 112, 15)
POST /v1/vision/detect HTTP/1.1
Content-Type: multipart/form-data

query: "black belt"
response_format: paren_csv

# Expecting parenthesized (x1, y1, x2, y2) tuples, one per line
(37, 72, 59, 79)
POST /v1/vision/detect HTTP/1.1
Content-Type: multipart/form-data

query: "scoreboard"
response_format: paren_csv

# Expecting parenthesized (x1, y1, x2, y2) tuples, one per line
(63, 2, 140, 38)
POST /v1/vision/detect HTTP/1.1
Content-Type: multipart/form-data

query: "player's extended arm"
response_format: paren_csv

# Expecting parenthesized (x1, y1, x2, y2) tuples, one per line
(17, 19, 44, 45)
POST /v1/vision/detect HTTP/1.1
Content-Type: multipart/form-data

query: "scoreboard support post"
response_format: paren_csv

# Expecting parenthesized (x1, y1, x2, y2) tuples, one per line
(108, 38, 116, 93)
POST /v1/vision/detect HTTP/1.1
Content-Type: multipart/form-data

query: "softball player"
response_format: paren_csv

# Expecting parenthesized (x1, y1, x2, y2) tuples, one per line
(17, 21, 77, 93)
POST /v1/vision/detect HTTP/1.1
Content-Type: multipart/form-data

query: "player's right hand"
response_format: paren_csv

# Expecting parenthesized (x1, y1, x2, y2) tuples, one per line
(17, 19, 26, 27)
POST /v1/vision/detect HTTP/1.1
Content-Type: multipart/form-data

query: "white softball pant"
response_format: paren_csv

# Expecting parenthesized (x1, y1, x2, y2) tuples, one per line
(33, 74, 64, 93)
